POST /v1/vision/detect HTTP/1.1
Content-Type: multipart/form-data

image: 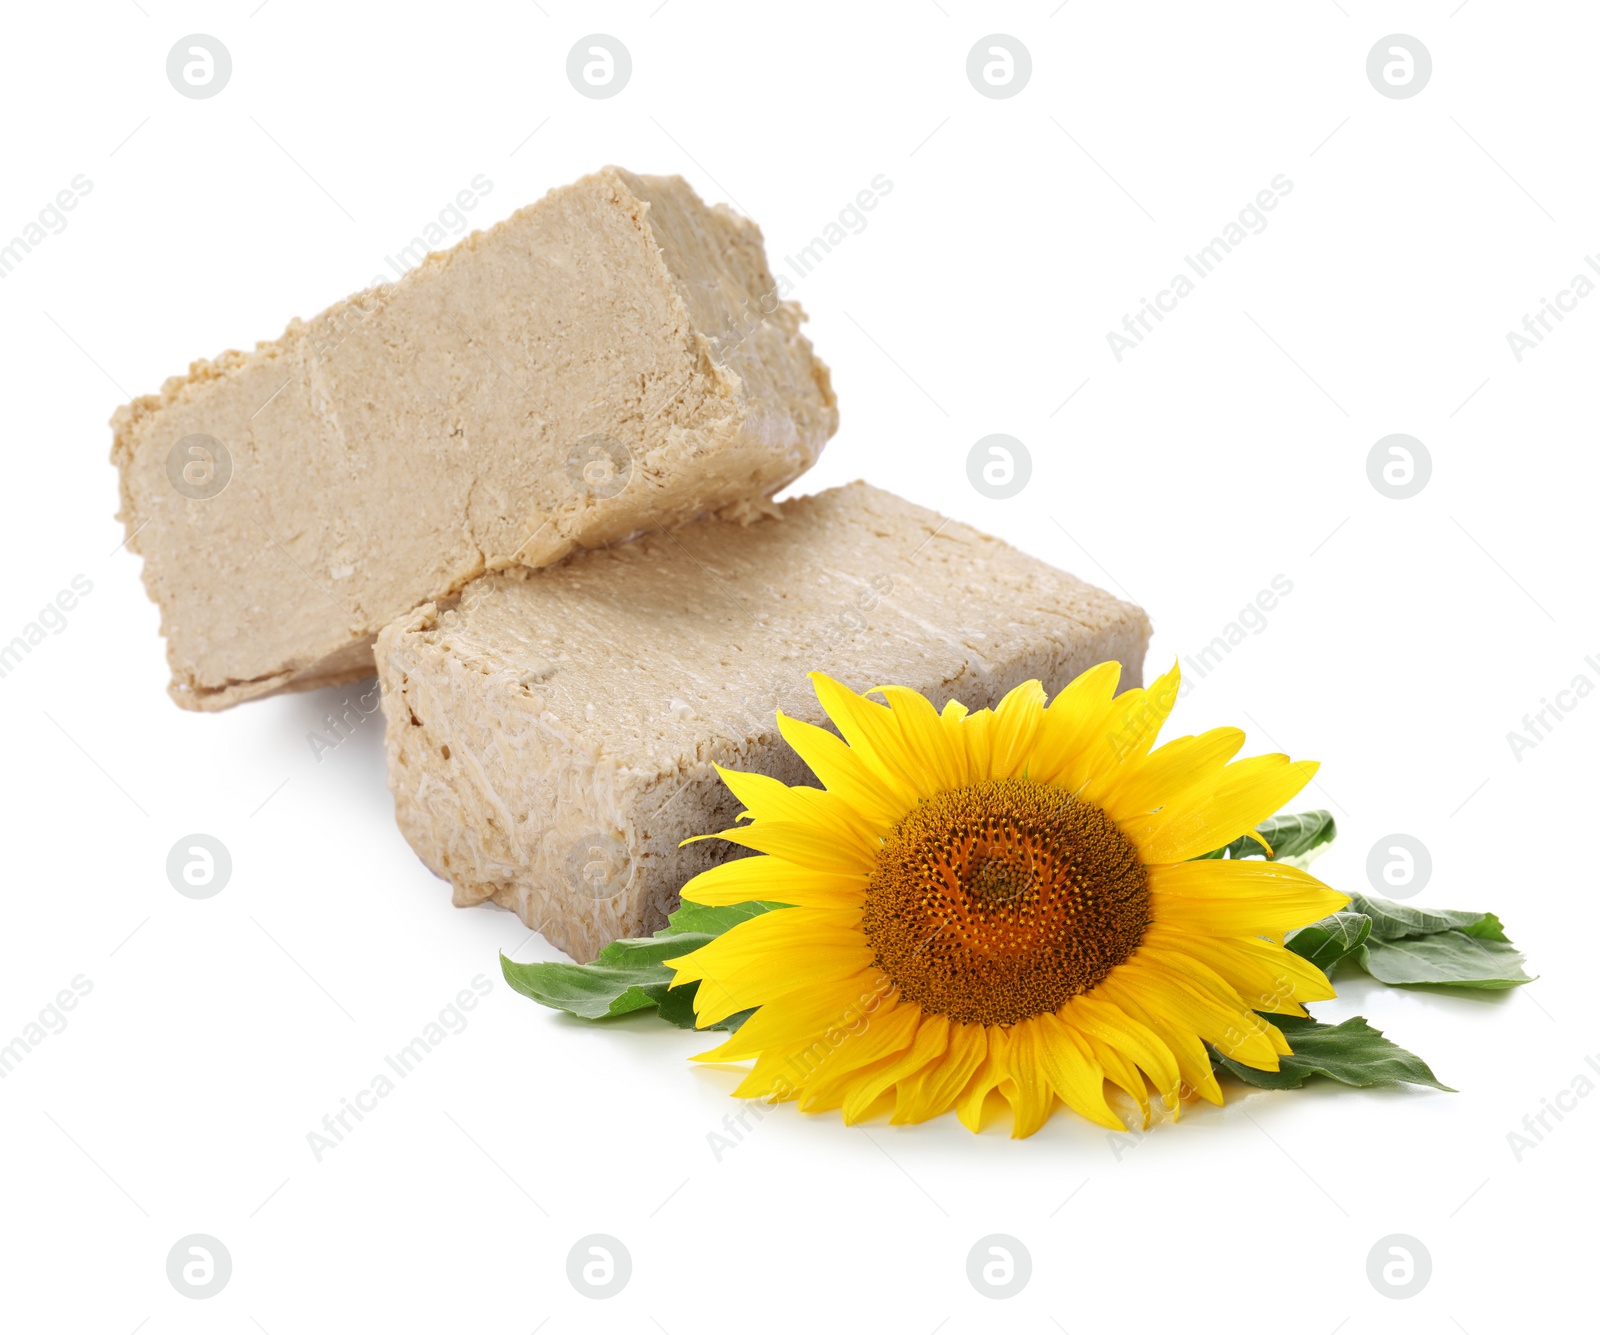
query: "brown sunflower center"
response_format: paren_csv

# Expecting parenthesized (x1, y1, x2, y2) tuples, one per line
(862, 777, 1150, 1027)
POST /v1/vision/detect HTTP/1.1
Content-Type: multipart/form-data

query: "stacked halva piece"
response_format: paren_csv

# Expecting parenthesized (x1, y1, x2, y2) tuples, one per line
(113, 167, 1150, 960)
(113, 167, 836, 709)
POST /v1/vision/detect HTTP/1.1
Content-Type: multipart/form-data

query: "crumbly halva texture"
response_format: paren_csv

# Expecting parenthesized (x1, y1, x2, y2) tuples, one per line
(376, 482, 1152, 961)
(111, 167, 837, 710)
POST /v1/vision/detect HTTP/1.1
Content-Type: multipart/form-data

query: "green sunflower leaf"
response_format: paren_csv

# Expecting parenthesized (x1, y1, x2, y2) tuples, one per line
(1348, 890, 1500, 942)
(499, 900, 784, 1029)
(1194, 810, 1337, 864)
(1355, 934, 1533, 990)
(1344, 891, 1533, 988)
(1460, 911, 1511, 942)
(1214, 1014, 1452, 1091)
(1285, 911, 1372, 973)
(662, 898, 786, 936)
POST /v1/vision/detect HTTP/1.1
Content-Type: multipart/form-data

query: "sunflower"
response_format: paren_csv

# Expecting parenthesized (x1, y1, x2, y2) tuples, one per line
(665, 661, 1350, 1137)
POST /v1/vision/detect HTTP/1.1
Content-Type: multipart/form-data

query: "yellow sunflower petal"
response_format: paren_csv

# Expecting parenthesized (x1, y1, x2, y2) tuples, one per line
(1093, 977, 1223, 1105)
(1100, 727, 1247, 822)
(678, 856, 866, 910)
(873, 685, 969, 792)
(1062, 993, 1183, 1111)
(671, 910, 874, 1025)
(714, 766, 884, 854)
(687, 818, 878, 876)
(1052, 662, 1182, 795)
(1143, 925, 1334, 1013)
(959, 707, 995, 778)
(841, 1014, 951, 1123)
(682, 948, 876, 1027)
(1093, 661, 1183, 772)
(891, 1023, 988, 1125)
(668, 908, 863, 979)
(794, 1001, 920, 1111)
(996, 1019, 1059, 1138)
(1046, 660, 1124, 724)
(809, 672, 930, 800)
(1079, 1030, 1151, 1127)
(956, 1026, 1011, 1131)
(1141, 948, 1303, 1053)
(775, 711, 908, 824)
(1123, 754, 1321, 864)
(692, 972, 888, 1062)
(1032, 1013, 1126, 1131)
(730, 1048, 806, 1100)
(1146, 859, 1349, 937)
(1026, 663, 1123, 785)
(727, 991, 899, 1096)
(987, 680, 1049, 780)
(1113, 955, 1281, 1070)
(801, 1054, 903, 1114)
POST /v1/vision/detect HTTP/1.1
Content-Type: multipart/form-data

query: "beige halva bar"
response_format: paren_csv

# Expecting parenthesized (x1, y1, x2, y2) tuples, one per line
(376, 483, 1152, 961)
(112, 168, 837, 710)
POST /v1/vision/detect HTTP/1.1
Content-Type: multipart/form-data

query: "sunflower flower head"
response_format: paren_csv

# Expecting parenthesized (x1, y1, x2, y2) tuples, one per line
(666, 661, 1349, 1137)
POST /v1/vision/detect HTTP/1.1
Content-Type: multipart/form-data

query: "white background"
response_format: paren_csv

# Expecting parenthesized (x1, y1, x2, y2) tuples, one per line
(0, 2, 1592, 1331)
